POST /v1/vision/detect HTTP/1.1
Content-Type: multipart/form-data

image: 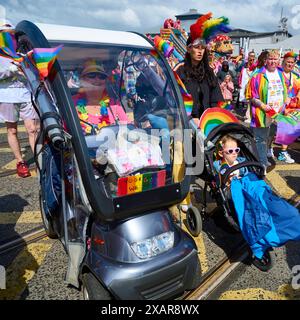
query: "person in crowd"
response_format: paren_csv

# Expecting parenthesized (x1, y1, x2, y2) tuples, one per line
(217, 60, 234, 84)
(246, 49, 288, 170)
(0, 22, 39, 177)
(253, 50, 268, 72)
(220, 74, 234, 102)
(173, 31, 223, 212)
(174, 36, 223, 126)
(238, 51, 256, 123)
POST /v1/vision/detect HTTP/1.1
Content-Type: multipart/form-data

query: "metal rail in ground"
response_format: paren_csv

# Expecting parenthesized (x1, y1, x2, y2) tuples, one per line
(0, 138, 29, 149)
(0, 227, 46, 256)
(184, 243, 249, 300)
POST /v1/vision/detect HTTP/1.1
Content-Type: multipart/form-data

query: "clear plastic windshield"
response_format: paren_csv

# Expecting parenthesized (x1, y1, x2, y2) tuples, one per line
(55, 43, 186, 197)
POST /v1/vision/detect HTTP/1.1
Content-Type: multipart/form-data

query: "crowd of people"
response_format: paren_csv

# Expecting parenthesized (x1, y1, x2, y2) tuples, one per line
(216, 48, 300, 166)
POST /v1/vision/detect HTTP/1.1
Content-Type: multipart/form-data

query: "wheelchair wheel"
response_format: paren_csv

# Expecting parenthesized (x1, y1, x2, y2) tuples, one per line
(186, 206, 202, 237)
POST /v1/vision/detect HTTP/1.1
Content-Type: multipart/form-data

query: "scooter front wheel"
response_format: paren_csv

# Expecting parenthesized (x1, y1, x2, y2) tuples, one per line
(186, 206, 202, 237)
(82, 272, 112, 300)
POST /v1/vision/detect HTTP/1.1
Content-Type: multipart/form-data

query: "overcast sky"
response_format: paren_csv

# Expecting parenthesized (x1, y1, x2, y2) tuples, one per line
(1, 0, 300, 35)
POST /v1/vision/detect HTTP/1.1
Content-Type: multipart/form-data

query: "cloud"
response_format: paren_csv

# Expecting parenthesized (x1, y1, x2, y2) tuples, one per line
(0, 0, 299, 34)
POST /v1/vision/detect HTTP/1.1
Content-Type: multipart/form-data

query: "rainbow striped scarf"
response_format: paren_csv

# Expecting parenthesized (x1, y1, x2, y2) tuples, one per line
(173, 71, 193, 116)
(246, 67, 287, 128)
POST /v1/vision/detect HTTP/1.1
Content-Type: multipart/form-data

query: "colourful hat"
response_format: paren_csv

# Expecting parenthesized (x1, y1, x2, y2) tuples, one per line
(81, 59, 106, 76)
(188, 12, 231, 46)
(283, 51, 298, 60)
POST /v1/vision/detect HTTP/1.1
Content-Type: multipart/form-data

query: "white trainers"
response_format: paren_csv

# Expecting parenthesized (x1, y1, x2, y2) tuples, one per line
(277, 151, 295, 164)
(267, 148, 275, 159)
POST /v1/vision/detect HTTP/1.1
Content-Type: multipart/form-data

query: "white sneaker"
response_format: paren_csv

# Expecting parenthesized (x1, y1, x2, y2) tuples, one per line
(277, 151, 295, 164)
(267, 148, 275, 159)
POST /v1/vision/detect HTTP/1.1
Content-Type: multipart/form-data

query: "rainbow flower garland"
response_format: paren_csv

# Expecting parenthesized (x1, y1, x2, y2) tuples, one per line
(75, 95, 111, 134)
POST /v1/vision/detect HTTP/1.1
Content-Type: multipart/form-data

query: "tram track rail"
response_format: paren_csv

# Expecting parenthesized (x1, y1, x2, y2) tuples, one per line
(0, 138, 29, 149)
(0, 226, 46, 256)
(183, 242, 249, 300)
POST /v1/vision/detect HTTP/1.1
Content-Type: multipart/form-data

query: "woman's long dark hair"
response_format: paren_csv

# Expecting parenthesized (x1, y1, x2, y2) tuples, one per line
(184, 49, 218, 87)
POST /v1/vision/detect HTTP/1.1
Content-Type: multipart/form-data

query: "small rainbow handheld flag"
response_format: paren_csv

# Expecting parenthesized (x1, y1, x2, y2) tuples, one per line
(173, 71, 193, 116)
(31, 45, 63, 79)
(0, 31, 23, 62)
(217, 100, 234, 111)
(273, 110, 300, 145)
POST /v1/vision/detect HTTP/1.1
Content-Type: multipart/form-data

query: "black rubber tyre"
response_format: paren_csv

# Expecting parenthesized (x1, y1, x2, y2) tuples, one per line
(82, 272, 112, 300)
(186, 257, 202, 290)
(39, 191, 58, 239)
(186, 206, 202, 237)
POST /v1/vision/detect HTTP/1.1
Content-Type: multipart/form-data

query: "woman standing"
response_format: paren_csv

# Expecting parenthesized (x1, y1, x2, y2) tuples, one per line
(174, 36, 223, 126)
(173, 13, 227, 212)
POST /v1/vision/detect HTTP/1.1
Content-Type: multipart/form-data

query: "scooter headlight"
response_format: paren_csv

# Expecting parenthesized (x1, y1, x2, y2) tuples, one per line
(130, 231, 174, 259)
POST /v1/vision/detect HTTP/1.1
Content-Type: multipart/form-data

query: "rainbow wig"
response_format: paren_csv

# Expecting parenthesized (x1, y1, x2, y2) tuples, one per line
(189, 12, 231, 45)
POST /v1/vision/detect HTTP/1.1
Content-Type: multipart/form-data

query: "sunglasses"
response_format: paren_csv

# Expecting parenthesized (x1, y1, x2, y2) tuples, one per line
(85, 72, 107, 80)
(223, 147, 240, 154)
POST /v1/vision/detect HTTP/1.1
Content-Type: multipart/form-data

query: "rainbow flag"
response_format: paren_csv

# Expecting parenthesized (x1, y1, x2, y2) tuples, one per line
(0, 31, 23, 62)
(173, 71, 193, 116)
(273, 110, 300, 145)
(117, 170, 166, 197)
(199, 107, 239, 137)
(217, 100, 234, 111)
(31, 45, 63, 78)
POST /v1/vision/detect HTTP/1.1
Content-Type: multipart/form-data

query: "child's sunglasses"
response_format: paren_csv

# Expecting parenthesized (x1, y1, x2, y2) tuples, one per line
(223, 147, 240, 154)
(85, 72, 107, 80)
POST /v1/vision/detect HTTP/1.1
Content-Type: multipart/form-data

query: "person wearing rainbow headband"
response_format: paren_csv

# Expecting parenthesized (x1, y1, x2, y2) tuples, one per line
(246, 49, 288, 170)
(173, 12, 228, 212)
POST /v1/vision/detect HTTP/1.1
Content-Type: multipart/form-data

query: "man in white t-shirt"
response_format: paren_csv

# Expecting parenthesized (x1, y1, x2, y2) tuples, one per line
(265, 69, 284, 113)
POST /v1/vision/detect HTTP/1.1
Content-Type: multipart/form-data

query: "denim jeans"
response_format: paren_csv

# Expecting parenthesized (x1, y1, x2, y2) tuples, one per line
(251, 127, 270, 167)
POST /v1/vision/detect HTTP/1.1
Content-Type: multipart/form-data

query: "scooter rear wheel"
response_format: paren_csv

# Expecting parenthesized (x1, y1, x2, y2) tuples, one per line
(82, 272, 112, 300)
(186, 206, 202, 237)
